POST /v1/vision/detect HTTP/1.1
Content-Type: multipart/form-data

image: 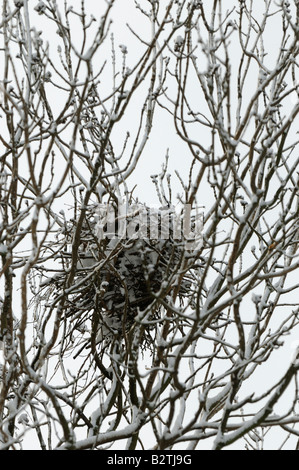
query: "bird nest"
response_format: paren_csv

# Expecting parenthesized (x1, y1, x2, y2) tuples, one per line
(40, 202, 202, 353)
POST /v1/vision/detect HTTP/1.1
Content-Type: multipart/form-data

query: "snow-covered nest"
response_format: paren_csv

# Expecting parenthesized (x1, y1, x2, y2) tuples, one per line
(42, 202, 202, 352)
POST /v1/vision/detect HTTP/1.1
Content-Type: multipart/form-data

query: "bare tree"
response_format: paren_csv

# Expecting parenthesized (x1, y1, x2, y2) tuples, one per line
(0, 0, 299, 451)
